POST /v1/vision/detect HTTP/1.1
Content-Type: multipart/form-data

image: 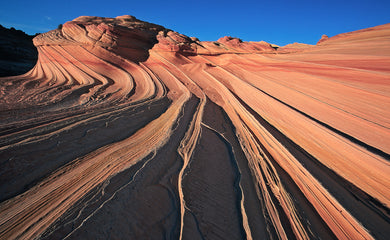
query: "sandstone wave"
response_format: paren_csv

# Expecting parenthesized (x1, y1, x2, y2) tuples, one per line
(0, 16, 389, 239)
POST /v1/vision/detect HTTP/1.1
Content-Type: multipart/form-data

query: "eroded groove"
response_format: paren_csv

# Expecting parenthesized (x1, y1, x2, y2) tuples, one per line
(39, 96, 200, 240)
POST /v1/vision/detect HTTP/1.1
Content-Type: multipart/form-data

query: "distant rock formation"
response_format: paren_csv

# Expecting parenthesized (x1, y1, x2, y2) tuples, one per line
(317, 34, 329, 45)
(0, 15, 389, 240)
(277, 42, 315, 53)
(0, 25, 38, 76)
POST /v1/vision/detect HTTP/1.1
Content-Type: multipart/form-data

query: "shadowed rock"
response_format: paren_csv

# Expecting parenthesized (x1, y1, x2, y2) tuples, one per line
(0, 25, 38, 77)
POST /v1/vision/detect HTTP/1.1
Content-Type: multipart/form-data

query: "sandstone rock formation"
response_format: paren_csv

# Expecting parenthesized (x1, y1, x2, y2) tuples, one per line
(317, 34, 329, 45)
(277, 42, 315, 53)
(0, 16, 389, 240)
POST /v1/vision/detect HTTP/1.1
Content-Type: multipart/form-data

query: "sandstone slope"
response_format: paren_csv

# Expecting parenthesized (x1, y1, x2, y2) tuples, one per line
(0, 16, 389, 240)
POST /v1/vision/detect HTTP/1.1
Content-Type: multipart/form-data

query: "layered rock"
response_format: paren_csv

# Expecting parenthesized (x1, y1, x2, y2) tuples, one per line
(277, 42, 315, 53)
(0, 16, 389, 240)
(34, 15, 168, 62)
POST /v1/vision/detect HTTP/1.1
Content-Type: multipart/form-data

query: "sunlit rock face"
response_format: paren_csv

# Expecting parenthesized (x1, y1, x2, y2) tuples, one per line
(0, 15, 389, 240)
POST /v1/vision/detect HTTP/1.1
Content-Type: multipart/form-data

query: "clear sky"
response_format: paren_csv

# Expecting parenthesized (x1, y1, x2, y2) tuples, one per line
(0, 0, 389, 46)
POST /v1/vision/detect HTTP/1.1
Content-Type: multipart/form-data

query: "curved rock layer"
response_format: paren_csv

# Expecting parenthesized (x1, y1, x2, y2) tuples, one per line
(0, 16, 389, 240)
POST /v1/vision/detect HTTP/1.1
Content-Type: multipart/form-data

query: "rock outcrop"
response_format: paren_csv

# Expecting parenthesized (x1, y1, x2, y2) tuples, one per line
(0, 16, 389, 240)
(317, 34, 329, 45)
(0, 25, 38, 77)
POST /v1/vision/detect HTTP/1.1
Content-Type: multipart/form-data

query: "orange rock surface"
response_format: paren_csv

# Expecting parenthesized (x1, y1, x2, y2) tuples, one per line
(0, 16, 389, 239)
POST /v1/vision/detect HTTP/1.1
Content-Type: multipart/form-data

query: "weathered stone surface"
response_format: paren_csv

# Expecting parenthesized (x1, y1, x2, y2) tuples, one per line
(0, 16, 389, 240)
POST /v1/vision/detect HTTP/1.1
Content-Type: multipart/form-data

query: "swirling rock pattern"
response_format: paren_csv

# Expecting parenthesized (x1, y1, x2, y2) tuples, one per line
(0, 16, 389, 240)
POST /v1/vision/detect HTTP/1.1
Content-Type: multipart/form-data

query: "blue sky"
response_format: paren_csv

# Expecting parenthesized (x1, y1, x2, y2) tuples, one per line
(0, 0, 389, 46)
